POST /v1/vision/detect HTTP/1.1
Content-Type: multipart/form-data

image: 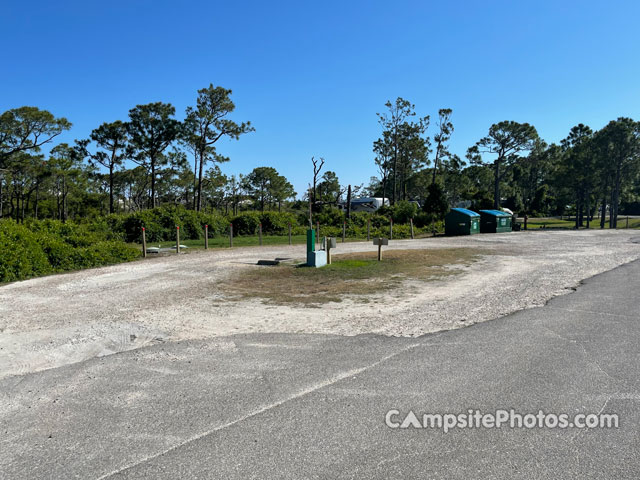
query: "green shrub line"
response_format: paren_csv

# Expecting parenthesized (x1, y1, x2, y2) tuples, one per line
(0, 205, 445, 283)
(99, 205, 443, 243)
(0, 219, 140, 283)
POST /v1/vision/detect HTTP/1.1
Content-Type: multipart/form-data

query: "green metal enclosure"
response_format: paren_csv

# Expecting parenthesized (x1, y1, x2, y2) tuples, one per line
(445, 208, 480, 236)
(479, 210, 512, 233)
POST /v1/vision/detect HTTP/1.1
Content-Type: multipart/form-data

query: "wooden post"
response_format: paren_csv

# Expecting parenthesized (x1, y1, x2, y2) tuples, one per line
(377, 240, 382, 261)
(229, 223, 233, 247)
(627, 216, 629, 229)
(325, 237, 331, 264)
(204, 225, 209, 250)
(259, 223, 263, 246)
(288, 223, 292, 245)
(367, 218, 371, 241)
(342, 221, 346, 243)
(389, 218, 393, 240)
(316, 221, 320, 245)
(176, 226, 180, 254)
(142, 227, 147, 258)
(410, 218, 414, 239)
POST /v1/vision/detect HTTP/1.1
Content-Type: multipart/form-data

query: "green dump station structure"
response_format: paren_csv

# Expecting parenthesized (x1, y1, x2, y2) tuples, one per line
(479, 210, 512, 233)
(445, 208, 480, 236)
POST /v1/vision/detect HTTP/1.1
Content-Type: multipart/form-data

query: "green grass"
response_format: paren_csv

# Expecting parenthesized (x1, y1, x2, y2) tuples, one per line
(138, 233, 430, 251)
(224, 248, 483, 305)
(524, 217, 640, 230)
(146, 234, 308, 250)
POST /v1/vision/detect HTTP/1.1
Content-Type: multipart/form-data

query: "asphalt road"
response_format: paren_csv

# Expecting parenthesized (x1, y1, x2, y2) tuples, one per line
(2, 260, 640, 479)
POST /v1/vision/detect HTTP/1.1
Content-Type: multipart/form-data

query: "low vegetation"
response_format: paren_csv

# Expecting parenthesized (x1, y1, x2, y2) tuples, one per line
(224, 248, 482, 305)
(0, 220, 139, 283)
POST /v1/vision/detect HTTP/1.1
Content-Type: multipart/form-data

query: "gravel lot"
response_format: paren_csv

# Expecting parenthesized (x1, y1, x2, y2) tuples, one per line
(1, 229, 638, 379)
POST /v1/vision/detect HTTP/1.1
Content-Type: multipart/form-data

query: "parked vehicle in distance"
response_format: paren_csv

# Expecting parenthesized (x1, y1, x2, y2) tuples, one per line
(347, 197, 390, 213)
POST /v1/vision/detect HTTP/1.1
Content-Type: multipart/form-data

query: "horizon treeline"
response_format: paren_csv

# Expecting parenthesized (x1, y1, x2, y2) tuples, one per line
(1, 88, 639, 229)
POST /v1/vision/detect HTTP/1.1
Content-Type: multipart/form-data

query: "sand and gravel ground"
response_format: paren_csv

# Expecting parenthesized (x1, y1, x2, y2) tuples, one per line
(0, 229, 639, 379)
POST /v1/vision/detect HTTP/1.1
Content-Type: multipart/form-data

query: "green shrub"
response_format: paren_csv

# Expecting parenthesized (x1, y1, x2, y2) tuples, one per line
(230, 212, 261, 236)
(0, 221, 52, 283)
(105, 206, 228, 242)
(0, 219, 139, 283)
(392, 200, 419, 224)
(259, 211, 297, 235)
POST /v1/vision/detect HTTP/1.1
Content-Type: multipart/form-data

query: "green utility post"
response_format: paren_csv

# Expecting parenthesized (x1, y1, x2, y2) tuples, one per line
(307, 228, 315, 254)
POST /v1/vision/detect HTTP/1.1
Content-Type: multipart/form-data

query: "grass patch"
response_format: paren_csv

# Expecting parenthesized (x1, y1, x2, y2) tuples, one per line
(138, 234, 434, 251)
(224, 248, 483, 305)
(142, 234, 309, 250)
(524, 217, 640, 229)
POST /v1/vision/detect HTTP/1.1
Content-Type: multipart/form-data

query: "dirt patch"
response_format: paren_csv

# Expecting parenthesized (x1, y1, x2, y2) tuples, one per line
(224, 248, 482, 305)
(1, 230, 639, 379)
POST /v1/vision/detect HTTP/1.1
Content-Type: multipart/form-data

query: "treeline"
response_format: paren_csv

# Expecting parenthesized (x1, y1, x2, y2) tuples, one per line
(0, 85, 291, 222)
(369, 99, 640, 228)
(1, 90, 640, 230)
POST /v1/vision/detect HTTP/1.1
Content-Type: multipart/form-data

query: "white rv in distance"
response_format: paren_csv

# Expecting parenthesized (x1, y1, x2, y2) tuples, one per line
(345, 197, 390, 213)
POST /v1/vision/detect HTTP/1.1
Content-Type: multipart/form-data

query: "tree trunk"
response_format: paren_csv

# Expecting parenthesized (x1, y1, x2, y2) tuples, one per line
(62, 176, 67, 223)
(431, 147, 440, 186)
(193, 151, 199, 210)
(392, 130, 398, 206)
(493, 158, 501, 209)
(586, 190, 591, 229)
(600, 178, 608, 229)
(346, 185, 352, 220)
(609, 187, 615, 229)
(381, 175, 387, 207)
(197, 147, 205, 212)
(109, 164, 115, 214)
(56, 179, 61, 220)
(34, 182, 40, 219)
(612, 161, 622, 229)
(150, 158, 156, 209)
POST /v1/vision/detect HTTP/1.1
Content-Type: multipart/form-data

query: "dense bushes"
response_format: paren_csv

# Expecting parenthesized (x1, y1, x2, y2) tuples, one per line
(100, 205, 445, 242)
(0, 220, 139, 283)
(105, 206, 228, 243)
(0, 204, 446, 284)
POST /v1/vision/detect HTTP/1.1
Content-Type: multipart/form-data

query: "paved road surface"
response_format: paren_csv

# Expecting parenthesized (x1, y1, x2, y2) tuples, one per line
(2, 260, 639, 479)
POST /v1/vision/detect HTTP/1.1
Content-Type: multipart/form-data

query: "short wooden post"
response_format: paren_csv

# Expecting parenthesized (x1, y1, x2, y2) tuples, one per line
(204, 225, 209, 250)
(627, 216, 630, 229)
(259, 223, 263, 246)
(316, 221, 320, 244)
(367, 218, 371, 241)
(142, 227, 147, 258)
(288, 223, 292, 245)
(176, 226, 180, 254)
(410, 218, 414, 239)
(325, 237, 331, 264)
(377, 240, 382, 261)
(389, 218, 393, 240)
(229, 223, 233, 247)
(342, 220, 346, 243)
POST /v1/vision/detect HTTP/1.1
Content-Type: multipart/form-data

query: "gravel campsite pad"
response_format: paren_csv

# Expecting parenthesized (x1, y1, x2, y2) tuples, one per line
(0, 229, 639, 379)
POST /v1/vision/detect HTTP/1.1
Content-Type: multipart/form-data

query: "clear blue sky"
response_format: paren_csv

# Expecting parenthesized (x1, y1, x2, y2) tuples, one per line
(2, 0, 639, 196)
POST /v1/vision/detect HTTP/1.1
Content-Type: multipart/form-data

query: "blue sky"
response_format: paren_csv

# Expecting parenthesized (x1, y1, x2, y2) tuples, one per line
(2, 0, 639, 196)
